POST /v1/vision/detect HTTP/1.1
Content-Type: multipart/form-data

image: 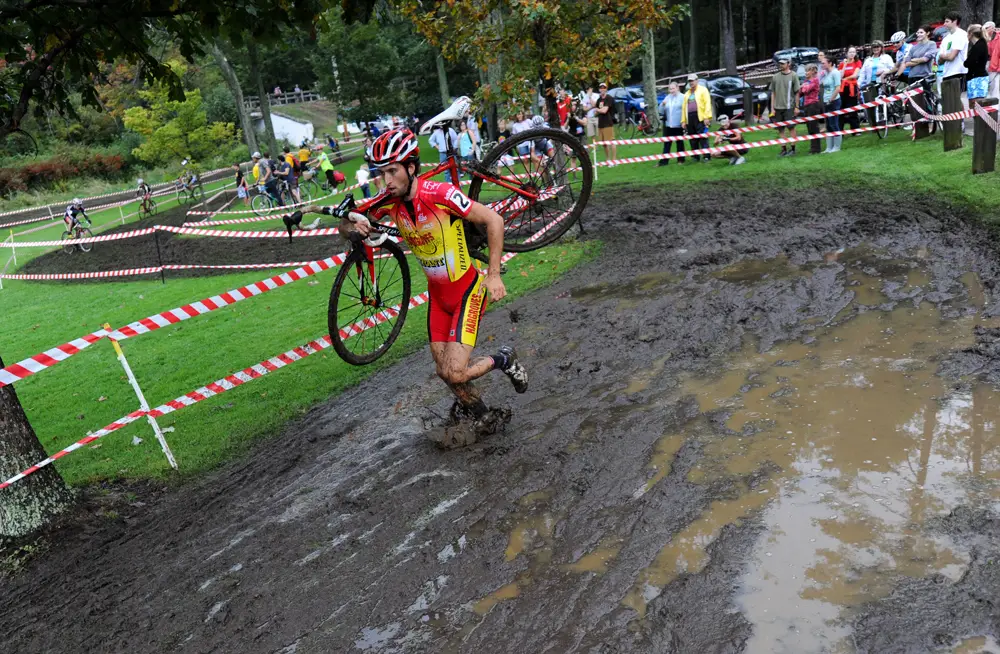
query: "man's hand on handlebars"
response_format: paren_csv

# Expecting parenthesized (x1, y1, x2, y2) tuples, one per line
(339, 212, 372, 240)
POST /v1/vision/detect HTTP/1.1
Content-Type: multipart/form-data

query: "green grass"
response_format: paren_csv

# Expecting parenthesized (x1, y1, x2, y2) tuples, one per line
(274, 101, 345, 139)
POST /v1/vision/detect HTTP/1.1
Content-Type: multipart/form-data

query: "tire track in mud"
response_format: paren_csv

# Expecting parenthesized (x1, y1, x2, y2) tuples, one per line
(5, 185, 1000, 653)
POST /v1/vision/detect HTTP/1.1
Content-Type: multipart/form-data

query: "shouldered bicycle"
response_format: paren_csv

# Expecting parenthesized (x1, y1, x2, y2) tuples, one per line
(323, 96, 593, 365)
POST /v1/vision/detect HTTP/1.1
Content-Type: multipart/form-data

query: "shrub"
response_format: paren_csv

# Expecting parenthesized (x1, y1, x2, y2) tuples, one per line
(0, 152, 128, 198)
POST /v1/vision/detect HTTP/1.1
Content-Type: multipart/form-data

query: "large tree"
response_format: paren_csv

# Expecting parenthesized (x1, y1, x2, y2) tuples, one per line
(397, 0, 683, 129)
(0, 0, 327, 145)
(0, 356, 75, 539)
(961, 0, 994, 27)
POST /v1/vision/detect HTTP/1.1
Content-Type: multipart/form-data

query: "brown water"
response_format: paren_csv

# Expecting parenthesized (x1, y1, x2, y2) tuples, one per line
(619, 275, 1000, 651)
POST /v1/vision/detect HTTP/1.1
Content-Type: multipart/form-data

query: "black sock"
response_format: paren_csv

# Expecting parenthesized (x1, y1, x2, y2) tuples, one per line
(491, 352, 510, 371)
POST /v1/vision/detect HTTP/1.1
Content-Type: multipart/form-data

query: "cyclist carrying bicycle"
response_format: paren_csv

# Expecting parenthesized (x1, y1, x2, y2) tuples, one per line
(63, 198, 88, 234)
(293, 128, 528, 436)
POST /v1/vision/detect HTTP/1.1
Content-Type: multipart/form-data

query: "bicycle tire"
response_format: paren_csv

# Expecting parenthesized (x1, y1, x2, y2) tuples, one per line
(251, 193, 273, 216)
(193, 184, 205, 202)
(328, 237, 411, 366)
(875, 106, 889, 139)
(61, 230, 76, 254)
(641, 121, 657, 136)
(301, 179, 321, 202)
(77, 228, 94, 253)
(148, 199, 157, 216)
(469, 126, 593, 252)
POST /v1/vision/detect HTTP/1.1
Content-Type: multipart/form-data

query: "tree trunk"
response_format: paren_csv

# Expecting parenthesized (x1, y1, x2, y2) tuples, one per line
(688, 4, 697, 71)
(912, 0, 921, 33)
(641, 27, 660, 130)
(742, 0, 749, 63)
(961, 0, 995, 26)
(806, 0, 813, 45)
(0, 356, 75, 539)
(721, 0, 738, 74)
(678, 22, 687, 72)
(872, 0, 886, 42)
(860, 0, 868, 44)
(436, 53, 451, 111)
(780, 0, 791, 48)
(247, 41, 278, 157)
(209, 40, 258, 158)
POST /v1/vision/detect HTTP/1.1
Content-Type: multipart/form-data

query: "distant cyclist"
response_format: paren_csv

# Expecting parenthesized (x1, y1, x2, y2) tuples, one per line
(136, 178, 152, 200)
(63, 198, 88, 234)
(289, 128, 528, 438)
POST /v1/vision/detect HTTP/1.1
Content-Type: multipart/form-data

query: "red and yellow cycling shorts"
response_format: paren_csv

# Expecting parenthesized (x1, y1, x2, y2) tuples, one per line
(427, 267, 488, 347)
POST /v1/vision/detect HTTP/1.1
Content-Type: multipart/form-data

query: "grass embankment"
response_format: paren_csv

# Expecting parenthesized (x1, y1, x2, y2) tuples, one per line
(275, 101, 347, 139)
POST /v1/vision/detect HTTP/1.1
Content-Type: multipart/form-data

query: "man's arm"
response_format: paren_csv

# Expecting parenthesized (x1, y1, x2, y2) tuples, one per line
(940, 47, 960, 62)
(464, 201, 506, 301)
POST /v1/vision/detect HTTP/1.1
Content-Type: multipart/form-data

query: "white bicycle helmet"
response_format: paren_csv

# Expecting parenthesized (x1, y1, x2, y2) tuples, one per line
(531, 115, 545, 127)
(890, 31, 906, 43)
(137, 178, 144, 185)
(71, 198, 82, 207)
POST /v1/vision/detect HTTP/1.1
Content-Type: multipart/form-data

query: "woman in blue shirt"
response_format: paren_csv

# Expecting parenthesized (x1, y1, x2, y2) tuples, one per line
(821, 58, 843, 153)
(657, 81, 686, 166)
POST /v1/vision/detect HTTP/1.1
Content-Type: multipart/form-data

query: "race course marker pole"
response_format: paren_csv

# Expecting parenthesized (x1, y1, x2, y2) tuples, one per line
(973, 97, 998, 174)
(103, 323, 177, 470)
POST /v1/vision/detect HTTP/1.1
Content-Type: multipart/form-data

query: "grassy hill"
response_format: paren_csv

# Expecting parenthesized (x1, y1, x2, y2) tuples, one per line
(274, 100, 347, 139)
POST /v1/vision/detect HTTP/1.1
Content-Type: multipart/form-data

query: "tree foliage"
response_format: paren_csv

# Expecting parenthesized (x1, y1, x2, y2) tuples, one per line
(396, 0, 683, 123)
(123, 64, 239, 167)
(0, 0, 328, 142)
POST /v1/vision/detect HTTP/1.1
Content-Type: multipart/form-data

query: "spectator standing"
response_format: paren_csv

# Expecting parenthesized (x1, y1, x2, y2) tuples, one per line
(429, 123, 460, 184)
(274, 86, 282, 96)
(568, 99, 587, 143)
(821, 58, 843, 153)
(939, 11, 970, 85)
(280, 145, 301, 203)
(967, 24, 990, 101)
(905, 27, 939, 81)
(595, 82, 617, 161)
(799, 64, 823, 155)
(233, 163, 249, 206)
(465, 114, 481, 159)
(681, 74, 713, 162)
(839, 47, 864, 131)
(769, 58, 801, 157)
(356, 165, 371, 199)
(656, 81, 686, 166)
(294, 84, 302, 94)
(582, 86, 599, 143)
(713, 115, 747, 165)
(458, 121, 474, 176)
(557, 91, 572, 130)
(987, 21, 1000, 96)
(859, 42, 896, 87)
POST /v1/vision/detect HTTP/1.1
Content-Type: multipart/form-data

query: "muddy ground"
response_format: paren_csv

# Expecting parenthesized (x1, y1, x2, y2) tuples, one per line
(20, 193, 340, 279)
(5, 185, 1000, 653)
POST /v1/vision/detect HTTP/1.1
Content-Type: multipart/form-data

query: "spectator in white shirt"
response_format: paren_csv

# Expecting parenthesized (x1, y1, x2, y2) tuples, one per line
(429, 123, 460, 184)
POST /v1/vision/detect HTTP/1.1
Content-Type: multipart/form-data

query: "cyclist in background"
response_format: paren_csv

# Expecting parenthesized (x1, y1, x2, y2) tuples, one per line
(136, 178, 152, 200)
(63, 198, 88, 235)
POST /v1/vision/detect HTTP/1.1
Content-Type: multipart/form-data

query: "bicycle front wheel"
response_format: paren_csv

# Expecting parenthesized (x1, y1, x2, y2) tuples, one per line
(193, 185, 205, 202)
(61, 230, 76, 254)
(328, 237, 412, 365)
(875, 106, 888, 139)
(251, 193, 273, 216)
(469, 127, 593, 252)
(77, 228, 94, 253)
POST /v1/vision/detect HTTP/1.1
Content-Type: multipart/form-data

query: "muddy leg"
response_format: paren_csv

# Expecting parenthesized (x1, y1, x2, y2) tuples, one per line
(430, 342, 495, 419)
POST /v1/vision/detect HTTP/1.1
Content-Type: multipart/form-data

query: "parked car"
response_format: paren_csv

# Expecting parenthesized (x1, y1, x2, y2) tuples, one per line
(703, 76, 770, 119)
(607, 86, 646, 114)
(772, 46, 820, 66)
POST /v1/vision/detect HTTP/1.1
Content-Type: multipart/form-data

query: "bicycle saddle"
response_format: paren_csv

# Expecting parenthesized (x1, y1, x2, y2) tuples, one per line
(419, 96, 472, 135)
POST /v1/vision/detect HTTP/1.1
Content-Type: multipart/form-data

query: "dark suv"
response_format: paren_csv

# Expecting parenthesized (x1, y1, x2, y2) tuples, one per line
(703, 76, 770, 119)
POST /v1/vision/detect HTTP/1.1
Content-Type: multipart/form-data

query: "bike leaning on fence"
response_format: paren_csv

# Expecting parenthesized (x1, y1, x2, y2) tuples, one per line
(323, 95, 593, 365)
(61, 216, 94, 254)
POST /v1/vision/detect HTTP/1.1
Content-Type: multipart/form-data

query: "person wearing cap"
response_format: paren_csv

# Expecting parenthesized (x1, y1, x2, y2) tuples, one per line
(769, 58, 801, 157)
(986, 21, 1000, 97)
(858, 41, 896, 87)
(595, 82, 617, 161)
(713, 115, 747, 165)
(680, 74, 713, 162)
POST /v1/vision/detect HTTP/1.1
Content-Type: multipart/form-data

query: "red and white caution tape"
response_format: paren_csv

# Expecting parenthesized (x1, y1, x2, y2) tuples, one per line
(0, 331, 109, 387)
(974, 103, 1000, 134)
(0, 223, 344, 247)
(597, 120, 919, 166)
(104, 256, 347, 341)
(0, 261, 325, 281)
(595, 89, 923, 147)
(182, 182, 367, 226)
(0, 256, 347, 387)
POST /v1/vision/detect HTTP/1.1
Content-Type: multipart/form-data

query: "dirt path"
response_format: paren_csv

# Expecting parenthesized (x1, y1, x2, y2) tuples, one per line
(20, 196, 341, 279)
(5, 185, 1000, 653)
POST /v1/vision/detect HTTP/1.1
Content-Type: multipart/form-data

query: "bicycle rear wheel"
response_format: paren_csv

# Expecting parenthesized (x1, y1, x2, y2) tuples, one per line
(301, 179, 322, 202)
(875, 106, 889, 139)
(77, 228, 94, 253)
(469, 127, 593, 252)
(328, 237, 412, 365)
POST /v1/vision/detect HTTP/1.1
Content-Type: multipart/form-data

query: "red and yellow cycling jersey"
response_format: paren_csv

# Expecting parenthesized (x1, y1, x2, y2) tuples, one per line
(372, 179, 475, 287)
